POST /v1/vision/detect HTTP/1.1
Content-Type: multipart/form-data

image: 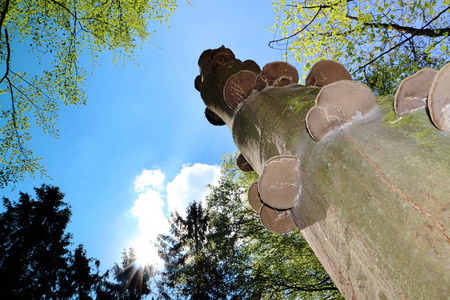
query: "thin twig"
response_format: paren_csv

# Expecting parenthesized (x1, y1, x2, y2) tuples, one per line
(269, 7, 323, 48)
(9, 81, 57, 135)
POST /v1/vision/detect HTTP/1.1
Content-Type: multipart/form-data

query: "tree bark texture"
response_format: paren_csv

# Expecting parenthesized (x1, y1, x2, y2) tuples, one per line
(197, 50, 450, 299)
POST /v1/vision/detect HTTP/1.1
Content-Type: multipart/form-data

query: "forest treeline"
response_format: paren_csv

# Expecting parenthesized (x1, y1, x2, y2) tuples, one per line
(0, 184, 154, 300)
(0, 154, 343, 299)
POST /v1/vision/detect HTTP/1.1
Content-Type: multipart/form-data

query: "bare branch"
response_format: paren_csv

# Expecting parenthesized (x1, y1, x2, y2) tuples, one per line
(296, 0, 354, 10)
(353, 6, 450, 74)
(278, 282, 339, 293)
(346, 13, 450, 38)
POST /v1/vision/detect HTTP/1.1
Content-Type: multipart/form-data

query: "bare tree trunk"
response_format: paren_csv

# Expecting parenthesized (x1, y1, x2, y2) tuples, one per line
(196, 49, 450, 299)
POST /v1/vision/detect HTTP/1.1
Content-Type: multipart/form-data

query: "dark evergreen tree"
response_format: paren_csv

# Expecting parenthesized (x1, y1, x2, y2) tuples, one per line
(63, 244, 103, 299)
(0, 185, 73, 299)
(0, 184, 104, 299)
(109, 248, 154, 300)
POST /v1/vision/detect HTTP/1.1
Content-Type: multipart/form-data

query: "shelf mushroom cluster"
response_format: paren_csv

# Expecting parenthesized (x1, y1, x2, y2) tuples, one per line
(195, 46, 450, 234)
(195, 46, 262, 126)
(246, 155, 300, 233)
(305, 79, 377, 141)
(221, 51, 380, 141)
(223, 61, 299, 111)
(394, 63, 450, 131)
(303, 61, 378, 141)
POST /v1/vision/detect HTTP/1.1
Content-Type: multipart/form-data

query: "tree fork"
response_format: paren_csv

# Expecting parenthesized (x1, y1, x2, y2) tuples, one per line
(196, 47, 450, 299)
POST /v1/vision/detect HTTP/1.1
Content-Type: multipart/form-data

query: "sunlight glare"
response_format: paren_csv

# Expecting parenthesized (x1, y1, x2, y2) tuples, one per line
(133, 239, 160, 267)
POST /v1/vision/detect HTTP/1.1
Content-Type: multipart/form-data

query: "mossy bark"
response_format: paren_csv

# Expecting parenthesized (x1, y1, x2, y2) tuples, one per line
(227, 85, 449, 299)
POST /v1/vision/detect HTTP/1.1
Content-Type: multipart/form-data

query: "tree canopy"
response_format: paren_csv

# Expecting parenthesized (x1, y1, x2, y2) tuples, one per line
(156, 153, 343, 299)
(0, 184, 156, 299)
(0, 0, 179, 187)
(110, 248, 155, 300)
(0, 184, 98, 298)
(271, 0, 450, 94)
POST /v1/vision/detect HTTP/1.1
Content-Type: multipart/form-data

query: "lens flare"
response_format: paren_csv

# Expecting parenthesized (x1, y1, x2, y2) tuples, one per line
(133, 239, 159, 267)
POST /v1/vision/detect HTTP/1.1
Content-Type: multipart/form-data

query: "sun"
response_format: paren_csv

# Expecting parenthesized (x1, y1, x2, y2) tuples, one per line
(133, 239, 159, 267)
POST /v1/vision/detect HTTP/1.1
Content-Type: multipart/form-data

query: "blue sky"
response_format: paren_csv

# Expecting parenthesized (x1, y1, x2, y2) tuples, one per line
(2, 0, 297, 271)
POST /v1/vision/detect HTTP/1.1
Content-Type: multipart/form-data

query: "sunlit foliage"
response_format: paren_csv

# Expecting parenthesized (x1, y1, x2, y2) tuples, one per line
(0, 0, 179, 186)
(271, 0, 449, 94)
(156, 153, 343, 299)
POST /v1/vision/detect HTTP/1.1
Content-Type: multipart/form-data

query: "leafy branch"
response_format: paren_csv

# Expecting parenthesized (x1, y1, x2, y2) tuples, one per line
(0, 0, 9, 32)
(270, 0, 449, 95)
(270, 2, 449, 48)
(353, 6, 450, 74)
(269, 6, 324, 48)
(0, 28, 27, 159)
(0, 0, 179, 186)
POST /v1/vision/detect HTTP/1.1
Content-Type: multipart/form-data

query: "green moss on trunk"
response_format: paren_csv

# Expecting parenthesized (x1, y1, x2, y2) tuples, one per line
(226, 86, 449, 299)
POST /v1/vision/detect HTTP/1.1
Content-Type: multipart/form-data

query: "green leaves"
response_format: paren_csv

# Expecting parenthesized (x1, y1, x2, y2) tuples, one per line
(0, 0, 180, 187)
(156, 153, 343, 299)
(271, 0, 450, 95)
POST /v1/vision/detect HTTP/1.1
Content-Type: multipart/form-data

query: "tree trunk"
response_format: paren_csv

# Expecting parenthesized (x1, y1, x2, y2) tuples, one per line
(231, 85, 449, 299)
(197, 51, 450, 299)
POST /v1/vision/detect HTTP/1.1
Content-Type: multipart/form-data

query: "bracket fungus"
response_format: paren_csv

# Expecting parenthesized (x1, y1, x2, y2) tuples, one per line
(305, 60, 352, 87)
(249, 180, 297, 233)
(194, 75, 202, 92)
(243, 59, 261, 72)
(210, 46, 235, 71)
(197, 46, 262, 126)
(258, 155, 301, 210)
(394, 68, 437, 115)
(306, 80, 377, 141)
(197, 49, 214, 80)
(237, 153, 254, 172)
(204, 107, 225, 126)
(255, 61, 299, 91)
(248, 181, 264, 212)
(259, 205, 297, 233)
(428, 62, 450, 131)
(223, 70, 258, 111)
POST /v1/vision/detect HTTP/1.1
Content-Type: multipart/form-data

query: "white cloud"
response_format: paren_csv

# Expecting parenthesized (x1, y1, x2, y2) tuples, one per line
(130, 189, 168, 267)
(131, 169, 170, 267)
(129, 163, 220, 266)
(166, 163, 221, 216)
(131, 189, 169, 238)
(134, 169, 165, 192)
